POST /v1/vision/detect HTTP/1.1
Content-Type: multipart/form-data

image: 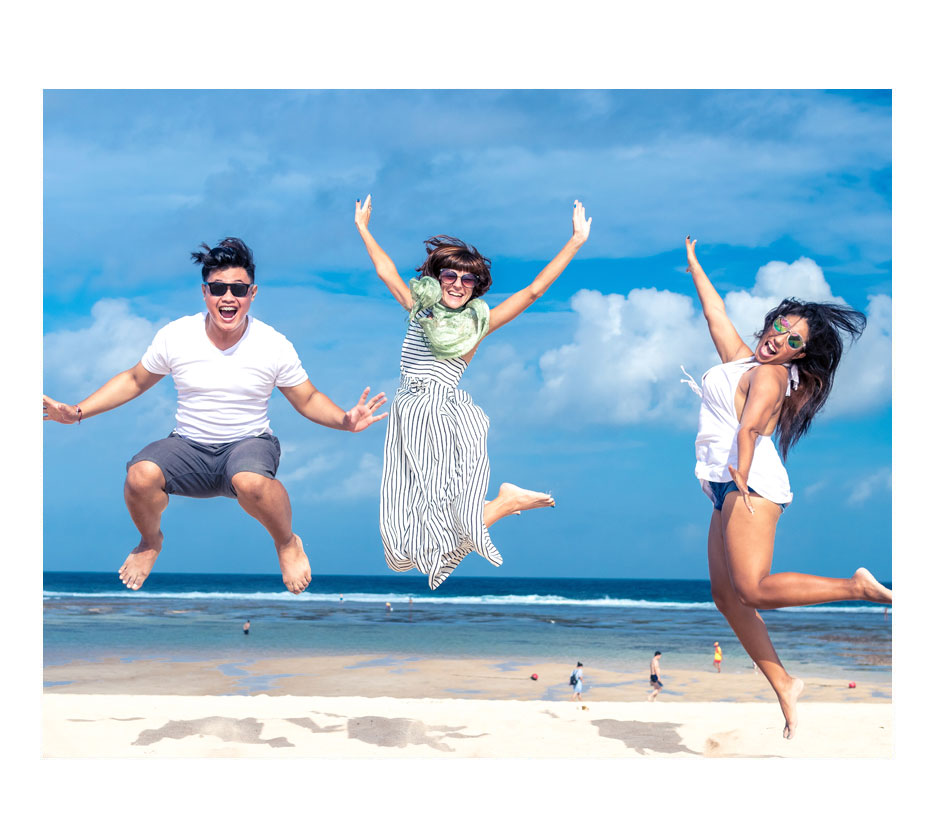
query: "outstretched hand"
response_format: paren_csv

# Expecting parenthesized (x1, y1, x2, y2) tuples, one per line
(685, 235, 704, 276)
(727, 465, 756, 515)
(343, 386, 388, 432)
(355, 194, 373, 232)
(571, 200, 592, 245)
(43, 395, 79, 424)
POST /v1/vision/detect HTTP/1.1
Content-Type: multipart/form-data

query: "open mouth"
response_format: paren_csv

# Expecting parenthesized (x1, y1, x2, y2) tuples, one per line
(218, 305, 238, 321)
(760, 338, 780, 358)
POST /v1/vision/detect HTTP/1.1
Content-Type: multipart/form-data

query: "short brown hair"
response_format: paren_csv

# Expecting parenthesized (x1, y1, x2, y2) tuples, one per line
(415, 235, 492, 298)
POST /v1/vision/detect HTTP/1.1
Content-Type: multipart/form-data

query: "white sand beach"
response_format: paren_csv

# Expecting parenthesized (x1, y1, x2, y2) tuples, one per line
(42, 654, 891, 759)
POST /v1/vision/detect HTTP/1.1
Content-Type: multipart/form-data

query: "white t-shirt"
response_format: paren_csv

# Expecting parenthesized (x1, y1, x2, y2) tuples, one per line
(141, 313, 309, 444)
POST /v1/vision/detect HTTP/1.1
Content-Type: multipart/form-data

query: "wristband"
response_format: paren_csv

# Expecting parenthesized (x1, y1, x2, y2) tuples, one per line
(75, 406, 82, 424)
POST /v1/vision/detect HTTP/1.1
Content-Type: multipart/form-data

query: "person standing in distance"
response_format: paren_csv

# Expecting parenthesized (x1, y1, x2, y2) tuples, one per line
(570, 661, 584, 703)
(649, 651, 663, 701)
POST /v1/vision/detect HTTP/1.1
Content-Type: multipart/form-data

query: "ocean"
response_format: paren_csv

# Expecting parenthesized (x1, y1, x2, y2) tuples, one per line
(43, 572, 892, 681)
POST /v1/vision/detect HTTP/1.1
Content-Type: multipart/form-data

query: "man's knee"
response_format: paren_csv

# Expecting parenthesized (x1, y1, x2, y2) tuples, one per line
(125, 460, 166, 495)
(231, 471, 277, 503)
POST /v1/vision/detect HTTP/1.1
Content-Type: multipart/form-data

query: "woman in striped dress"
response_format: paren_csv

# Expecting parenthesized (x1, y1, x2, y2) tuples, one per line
(355, 196, 591, 589)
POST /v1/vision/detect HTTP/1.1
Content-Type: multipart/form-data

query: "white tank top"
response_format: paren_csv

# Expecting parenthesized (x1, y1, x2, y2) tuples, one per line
(687, 356, 798, 506)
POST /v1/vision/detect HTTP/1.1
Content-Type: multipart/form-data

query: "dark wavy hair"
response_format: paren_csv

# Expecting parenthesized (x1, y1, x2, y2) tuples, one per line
(756, 298, 867, 459)
(191, 237, 256, 282)
(415, 235, 492, 298)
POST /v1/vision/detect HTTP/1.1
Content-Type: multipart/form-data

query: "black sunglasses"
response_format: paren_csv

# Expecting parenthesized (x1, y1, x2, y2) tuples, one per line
(204, 281, 253, 297)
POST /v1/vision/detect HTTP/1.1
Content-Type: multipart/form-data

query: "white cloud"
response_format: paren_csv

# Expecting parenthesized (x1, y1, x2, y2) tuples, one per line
(536, 257, 891, 427)
(539, 285, 710, 426)
(846, 467, 892, 506)
(43, 91, 891, 285)
(802, 479, 829, 500)
(825, 292, 892, 417)
(314, 452, 382, 502)
(43, 298, 161, 395)
(276, 453, 337, 485)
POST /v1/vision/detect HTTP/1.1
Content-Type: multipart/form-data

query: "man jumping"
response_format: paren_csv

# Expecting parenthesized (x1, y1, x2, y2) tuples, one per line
(43, 237, 387, 594)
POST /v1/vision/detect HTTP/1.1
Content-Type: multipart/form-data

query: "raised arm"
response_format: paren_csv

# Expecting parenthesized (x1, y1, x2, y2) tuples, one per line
(685, 237, 752, 363)
(43, 362, 164, 424)
(727, 364, 788, 513)
(354, 195, 413, 310)
(487, 200, 591, 334)
(279, 381, 388, 432)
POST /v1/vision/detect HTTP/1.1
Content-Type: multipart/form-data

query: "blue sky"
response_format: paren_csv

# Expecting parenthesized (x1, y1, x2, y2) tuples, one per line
(42, 89, 892, 580)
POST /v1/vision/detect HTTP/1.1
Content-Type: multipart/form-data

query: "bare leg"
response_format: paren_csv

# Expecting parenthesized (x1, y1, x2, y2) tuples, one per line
(722, 493, 893, 609)
(483, 483, 554, 528)
(231, 472, 310, 594)
(707, 502, 803, 739)
(119, 461, 169, 590)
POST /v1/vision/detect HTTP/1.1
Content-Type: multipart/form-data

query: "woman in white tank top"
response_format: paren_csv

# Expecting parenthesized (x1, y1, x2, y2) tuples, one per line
(684, 237, 892, 740)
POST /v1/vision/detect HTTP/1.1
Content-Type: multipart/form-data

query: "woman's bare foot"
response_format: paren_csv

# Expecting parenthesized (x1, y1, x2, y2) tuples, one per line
(777, 676, 805, 739)
(485, 500, 521, 517)
(483, 484, 555, 528)
(497, 482, 555, 514)
(118, 533, 163, 591)
(277, 534, 311, 594)
(853, 567, 892, 605)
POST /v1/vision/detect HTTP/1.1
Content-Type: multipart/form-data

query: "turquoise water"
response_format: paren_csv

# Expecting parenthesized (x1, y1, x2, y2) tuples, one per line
(43, 572, 892, 680)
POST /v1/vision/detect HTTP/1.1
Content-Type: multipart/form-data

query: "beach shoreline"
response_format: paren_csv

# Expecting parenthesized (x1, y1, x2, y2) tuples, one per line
(43, 652, 891, 702)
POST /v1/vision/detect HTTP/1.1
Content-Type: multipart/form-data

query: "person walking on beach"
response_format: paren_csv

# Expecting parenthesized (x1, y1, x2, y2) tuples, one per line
(43, 238, 387, 595)
(681, 237, 892, 739)
(649, 651, 663, 701)
(243, 619, 251, 635)
(354, 195, 591, 589)
(570, 662, 584, 703)
(713, 641, 722, 672)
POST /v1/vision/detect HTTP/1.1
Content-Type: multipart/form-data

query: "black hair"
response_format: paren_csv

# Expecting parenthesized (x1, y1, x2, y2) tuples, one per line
(416, 235, 492, 298)
(654, 651, 662, 656)
(756, 298, 867, 459)
(191, 237, 256, 282)
(577, 661, 584, 667)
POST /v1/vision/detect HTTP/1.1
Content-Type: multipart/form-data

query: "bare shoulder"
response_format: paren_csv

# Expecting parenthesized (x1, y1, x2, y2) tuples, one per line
(754, 363, 790, 381)
(749, 363, 789, 393)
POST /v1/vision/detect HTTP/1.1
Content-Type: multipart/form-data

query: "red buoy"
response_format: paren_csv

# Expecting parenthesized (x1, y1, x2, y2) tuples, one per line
(848, 682, 856, 688)
(531, 673, 539, 681)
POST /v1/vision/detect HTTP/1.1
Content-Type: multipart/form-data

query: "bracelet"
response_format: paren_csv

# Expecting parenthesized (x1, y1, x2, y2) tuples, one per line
(75, 406, 82, 424)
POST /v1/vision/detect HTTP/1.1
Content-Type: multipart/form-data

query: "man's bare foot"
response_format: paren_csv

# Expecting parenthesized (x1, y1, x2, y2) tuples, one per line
(853, 567, 892, 605)
(778, 676, 805, 739)
(497, 482, 555, 514)
(277, 534, 311, 594)
(118, 534, 163, 591)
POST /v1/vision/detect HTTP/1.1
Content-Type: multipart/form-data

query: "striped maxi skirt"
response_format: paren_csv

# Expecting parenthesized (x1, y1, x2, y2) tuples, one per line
(380, 375, 503, 589)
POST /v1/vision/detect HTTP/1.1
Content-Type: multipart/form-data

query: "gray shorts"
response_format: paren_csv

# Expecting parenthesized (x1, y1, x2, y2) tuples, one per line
(126, 432, 281, 499)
